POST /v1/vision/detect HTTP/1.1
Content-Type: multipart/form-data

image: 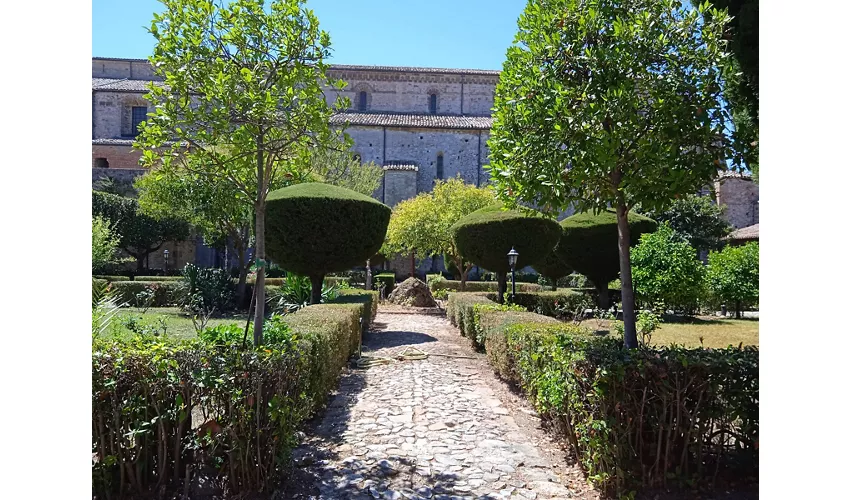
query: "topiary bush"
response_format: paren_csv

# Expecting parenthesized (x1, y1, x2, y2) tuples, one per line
(451, 204, 561, 303)
(630, 223, 706, 314)
(556, 209, 657, 308)
(431, 280, 544, 294)
(532, 250, 572, 291)
(265, 183, 391, 304)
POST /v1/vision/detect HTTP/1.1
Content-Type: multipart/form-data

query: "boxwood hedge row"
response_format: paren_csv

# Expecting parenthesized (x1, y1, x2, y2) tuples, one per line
(446, 292, 758, 495)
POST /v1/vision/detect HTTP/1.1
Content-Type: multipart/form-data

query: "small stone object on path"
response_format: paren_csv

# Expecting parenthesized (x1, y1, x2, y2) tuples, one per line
(387, 277, 438, 307)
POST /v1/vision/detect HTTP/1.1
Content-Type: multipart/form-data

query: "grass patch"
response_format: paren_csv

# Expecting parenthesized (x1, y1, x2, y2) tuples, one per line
(583, 315, 758, 348)
(108, 307, 246, 340)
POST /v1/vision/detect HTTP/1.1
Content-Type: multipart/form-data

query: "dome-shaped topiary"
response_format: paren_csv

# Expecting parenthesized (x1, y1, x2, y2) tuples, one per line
(266, 182, 391, 303)
(533, 250, 572, 291)
(556, 209, 657, 308)
(451, 203, 561, 302)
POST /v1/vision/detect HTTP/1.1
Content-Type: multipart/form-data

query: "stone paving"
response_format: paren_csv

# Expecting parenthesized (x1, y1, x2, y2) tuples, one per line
(284, 308, 590, 500)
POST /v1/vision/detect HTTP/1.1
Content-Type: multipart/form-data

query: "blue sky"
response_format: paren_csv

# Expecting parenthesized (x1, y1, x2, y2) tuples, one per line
(92, 0, 526, 70)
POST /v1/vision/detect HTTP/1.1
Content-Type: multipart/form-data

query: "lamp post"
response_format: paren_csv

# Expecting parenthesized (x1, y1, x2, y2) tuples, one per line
(163, 249, 169, 275)
(507, 247, 519, 303)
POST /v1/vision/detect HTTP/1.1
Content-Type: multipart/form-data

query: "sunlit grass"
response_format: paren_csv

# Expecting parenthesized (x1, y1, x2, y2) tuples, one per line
(104, 307, 246, 340)
(582, 316, 759, 349)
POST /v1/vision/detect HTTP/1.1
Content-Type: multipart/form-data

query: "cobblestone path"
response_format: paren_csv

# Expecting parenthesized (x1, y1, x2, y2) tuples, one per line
(283, 308, 596, 500)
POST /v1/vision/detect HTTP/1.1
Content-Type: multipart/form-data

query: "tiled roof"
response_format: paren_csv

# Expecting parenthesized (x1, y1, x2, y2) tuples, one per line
(382, 163, 418, 172)
(727, 223, 759, 240)
(93, 138, 136, 146)
(93, 78, 162, 92)
(93, 57, 500, 76)
(327, 64, 500, 76)
(330, 112, 492, 130)
(717, 170, 753, 180)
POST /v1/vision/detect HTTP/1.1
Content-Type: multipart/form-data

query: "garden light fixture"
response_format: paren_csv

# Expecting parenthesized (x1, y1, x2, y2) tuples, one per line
(163, 249, 169, 274)
(507, 247, 519, 302)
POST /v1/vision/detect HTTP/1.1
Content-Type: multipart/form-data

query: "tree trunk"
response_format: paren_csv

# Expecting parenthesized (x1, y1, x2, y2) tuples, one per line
(310, 275, 323, 305)
(136, 255, 145, 272)
(735, 300, 742, 319)
(594, 280, 610, 310)
(457, 257, 468, 292)
(616, 202, 638, 349)
(410, 250, 416, 279)
(365, 259, 372, 291)
(252, 135, 266, 347)
(236, 244, 248, 308)
(496, 272, 507, 304)
(550, 278, 557, 292)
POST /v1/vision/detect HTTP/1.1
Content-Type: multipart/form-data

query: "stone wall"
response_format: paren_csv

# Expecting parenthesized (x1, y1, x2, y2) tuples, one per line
(382, 168, 418, 207)
(92, 144, 143, 169)
(715, 176, 759, 229)
(92, 91, 151, 139)
(324, 69, 498, 115)
(92, 58, 162, 81)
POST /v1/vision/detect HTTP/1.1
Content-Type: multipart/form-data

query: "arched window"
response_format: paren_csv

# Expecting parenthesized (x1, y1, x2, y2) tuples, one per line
(436, 153, 444, 179)
(429, 93, 437, 114)
(358, 91, 368, 111)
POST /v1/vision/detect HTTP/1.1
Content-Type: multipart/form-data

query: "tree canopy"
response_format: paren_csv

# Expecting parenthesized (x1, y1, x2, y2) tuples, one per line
(384, 177, 496, 289)
(488, 0, 733, 347)
(265, 183, 391, 303)
(706, 241, 758, 318)
(92, 216, 121, 273)
(451, 203, 561, 302)
(642, 194, 731, 252)
(136, 0, 346, 345)
(92, 191, 190, 271)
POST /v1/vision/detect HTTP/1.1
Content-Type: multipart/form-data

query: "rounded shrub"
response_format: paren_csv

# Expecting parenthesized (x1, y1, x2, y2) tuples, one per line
(556, 209, 657, 308)
(706, 241, 759, 318)
(266, 183, 391, 303)
(451, 203, 561, 302)
(533, 251, 572, 291)
(630, 224, 705, 314)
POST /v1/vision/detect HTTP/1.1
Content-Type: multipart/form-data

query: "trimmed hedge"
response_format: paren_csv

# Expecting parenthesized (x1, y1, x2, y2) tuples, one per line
(431, 280, 543, 294)
(331, 289, 380, 352)
(92, 301, 366, 498)
(245, 276, 352, 287)
(266, 183, 391, 278)
(447, 291, 759, 495)
(490, 290, 592, 320)
(107, 281, 181, 307)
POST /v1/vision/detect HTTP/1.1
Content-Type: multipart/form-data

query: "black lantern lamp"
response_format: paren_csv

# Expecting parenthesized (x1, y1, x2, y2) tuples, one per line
(507, 247, 519, 302)
(163, 249, 169, 275)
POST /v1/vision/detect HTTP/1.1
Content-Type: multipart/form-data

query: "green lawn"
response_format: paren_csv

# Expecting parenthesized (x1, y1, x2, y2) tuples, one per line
(582, 316, 758, 349)
(106, 307, 246, 340)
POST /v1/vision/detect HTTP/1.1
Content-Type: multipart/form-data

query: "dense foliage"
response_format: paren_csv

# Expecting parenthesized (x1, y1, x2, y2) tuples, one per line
(487, 0, 734, 347)
(384, 177, 496, 290)
(451, 204, 561, 302)
(266, 272, 340, 313)
(532, 250, 572, 291)
(642, 194, 731, 252)
(430, 280, 543, 294)
(92, 191, 190, 271)
(630, 224, 706, 313)
(177, 263, 236, 315)
(137, 0, 348, 345)
(265, 183, 391, 303)
(92, 216, 121, 273)
(706, 241, 759, 317)
(92, 293, 376, 498)
(447, 291, 758, 494)
(557, 210, 657, 308)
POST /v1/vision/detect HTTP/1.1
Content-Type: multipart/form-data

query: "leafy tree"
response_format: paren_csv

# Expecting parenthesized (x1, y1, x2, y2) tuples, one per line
(135, 158, 256, 304)
(631, 223, 705, 314)
(384, 177, 496, 290)
(706, 241, 758, 318)
(451, 204, 561, 303)
(303, 140, 384, 196)
(92, 216, 121, 273)
(265, 183, 391, 304)
(92, 191, 190, 272)
(698, 0, 758, 178)
(136, 0, 346, 345)
(556, 210, 657, 308)
(642, 194, 731, 253)
(488, 0, 733, 348)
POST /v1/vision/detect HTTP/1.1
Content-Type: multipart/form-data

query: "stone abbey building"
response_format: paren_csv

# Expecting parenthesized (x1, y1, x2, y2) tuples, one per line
(91, 56, 757, 272)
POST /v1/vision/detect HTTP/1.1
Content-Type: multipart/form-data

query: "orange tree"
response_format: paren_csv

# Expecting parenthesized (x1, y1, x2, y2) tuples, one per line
(487, 0, 734, 348)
